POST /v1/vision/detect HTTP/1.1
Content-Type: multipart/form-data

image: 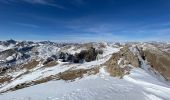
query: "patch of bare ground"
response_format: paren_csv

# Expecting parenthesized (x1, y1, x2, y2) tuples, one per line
(143, 50, 170, 80)
(98, 43, 107, 49)
(43, 61, 58, 67)
(105, 53, 123, 77)
(0, 76, 12, 84)
(104, 46, 139, 78)
(0, 64, 23, 76)
(58, 67, 99, 81)
(81, 43, 93, 49)
(22, 59, 39, 70)
(120, 46, 140, 67)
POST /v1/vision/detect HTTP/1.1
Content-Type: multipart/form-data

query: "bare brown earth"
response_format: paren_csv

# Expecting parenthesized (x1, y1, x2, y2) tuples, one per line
(58, 67, 99, 81)
(22, 60, 39, 70)
(143, 50, 170, 80)
(43, 61, 58, 67)
(105, 46, 139, 78)
(105, 53, 123, 77)
(0, 76, 12, 84)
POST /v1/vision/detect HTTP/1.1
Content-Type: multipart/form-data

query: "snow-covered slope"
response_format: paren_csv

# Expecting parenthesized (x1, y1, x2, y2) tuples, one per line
(0, 41, 170, 100)
(0, 67, 170, 100)
(0, 42, 119, 93)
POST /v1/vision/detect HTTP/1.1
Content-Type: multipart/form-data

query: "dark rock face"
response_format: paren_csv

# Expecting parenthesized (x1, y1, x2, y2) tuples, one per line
(18, 46, 34, 53)
(0, 49, 16, 61)
(43, 56, 56, 65)
(74, 47, 102, 63)
(3, 39, 17, 46)
(20, 54, 30, 60)
(59, 52, 69, 62)
(67, 54, 74, 62)
(57, 47, 102, 63)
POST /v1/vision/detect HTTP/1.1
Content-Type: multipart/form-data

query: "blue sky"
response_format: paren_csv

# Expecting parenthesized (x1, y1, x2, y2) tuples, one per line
(0, 0, 170, 42)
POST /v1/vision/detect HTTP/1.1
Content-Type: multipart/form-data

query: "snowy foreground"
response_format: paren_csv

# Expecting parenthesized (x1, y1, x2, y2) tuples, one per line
(0, 41, 170, 100)
(0, 67, 170, 100)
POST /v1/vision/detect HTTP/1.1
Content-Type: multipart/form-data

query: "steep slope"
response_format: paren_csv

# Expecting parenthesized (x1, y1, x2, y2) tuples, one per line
(137, 43, 170, 80)
(0, 41, 170, 100)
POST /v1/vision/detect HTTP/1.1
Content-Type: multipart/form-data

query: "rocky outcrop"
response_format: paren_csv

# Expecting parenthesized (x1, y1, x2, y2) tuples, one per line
(58, 67, 99, 81)
(22, 60, 39, 70)
(105, 46, 139, 77)
(58, 47, 103, 63)
(105, 53, 123, 77)
(142, 49, 170, 80)
(0, 49, 16, 61)
(42, 55, 58, 67)
(74, 47, 103, 63)
(120, 46, 140, 67)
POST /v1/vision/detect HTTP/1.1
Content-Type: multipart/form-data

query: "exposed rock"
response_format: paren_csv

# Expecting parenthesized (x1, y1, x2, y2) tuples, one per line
(3, 39, 16, 46)
(43, 61, 58, 67)
(0, 49, 16, 61)
(22, 60, 39, 70)
(143, 50, 170, 80)
(59, 52, 69, 62)
(0, 76, 12, 84)
(58, 67, 99, 81)
(74, 47, 102, 63)
(105, 46, 139, 77)
(120, 46, 140, 67)
(17, 46, 34, 54)
(105, 53, 123, 77)
(43, 57, 55, 65)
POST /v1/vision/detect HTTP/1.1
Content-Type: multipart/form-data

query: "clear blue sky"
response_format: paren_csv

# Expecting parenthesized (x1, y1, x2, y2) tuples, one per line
(0, 0, 170, 42)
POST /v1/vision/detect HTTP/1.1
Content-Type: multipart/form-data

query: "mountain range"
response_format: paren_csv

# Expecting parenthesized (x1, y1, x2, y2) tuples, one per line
(0, 40, 170, 100)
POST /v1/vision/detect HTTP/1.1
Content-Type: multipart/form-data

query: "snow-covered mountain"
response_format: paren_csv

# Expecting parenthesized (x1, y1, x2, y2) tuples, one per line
(0, 40, 170, 100)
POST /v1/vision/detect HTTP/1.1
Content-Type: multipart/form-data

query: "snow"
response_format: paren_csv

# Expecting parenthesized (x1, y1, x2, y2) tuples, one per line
(0, 43, 170, 100)
(124, 68, 170, 100)
(36, 44, 60, 59)
(8, 69, 27, 78)
(0, 44, 14, 52)
(66, 46, 83, 55)
(98, 67, 109, 77)
(102, 44, 120, 57)
(1, 67, 170, 100)
(0, 63, 71, 92)
(118, 58, 123, 65)
(129, 45, 167, 83)
(0, 70, 144, 100)
(6, 56, 14, 61)
(0, 44, 120, 93)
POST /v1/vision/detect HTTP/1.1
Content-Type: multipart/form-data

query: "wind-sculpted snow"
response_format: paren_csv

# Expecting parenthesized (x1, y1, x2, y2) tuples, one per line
(0, 41, 170, 100)
(1, 67, 170, 100)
